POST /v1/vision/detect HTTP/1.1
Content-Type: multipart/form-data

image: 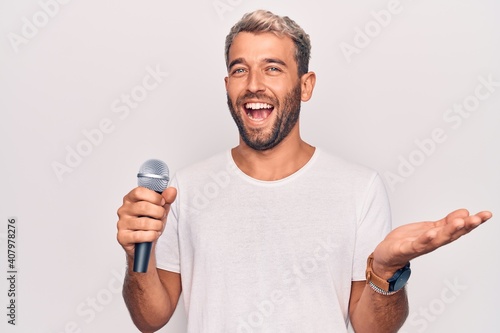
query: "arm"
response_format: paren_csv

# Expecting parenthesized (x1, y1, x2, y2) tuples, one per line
(117, 186, 182, 332)
(349, 281, 408, 333)
(122, 254, 181, 332)
(349, 209, 492, 333)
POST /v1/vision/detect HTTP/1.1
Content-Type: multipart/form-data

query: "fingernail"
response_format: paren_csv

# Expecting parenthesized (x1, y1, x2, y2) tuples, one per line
(161, 198, 166, 206)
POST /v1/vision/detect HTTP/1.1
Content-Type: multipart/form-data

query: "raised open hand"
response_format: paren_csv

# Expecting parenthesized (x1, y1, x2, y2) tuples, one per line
(372, 209, 493, 277)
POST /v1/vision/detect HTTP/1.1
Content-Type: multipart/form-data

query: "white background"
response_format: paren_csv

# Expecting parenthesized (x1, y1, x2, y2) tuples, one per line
(1, 0, 499, 332)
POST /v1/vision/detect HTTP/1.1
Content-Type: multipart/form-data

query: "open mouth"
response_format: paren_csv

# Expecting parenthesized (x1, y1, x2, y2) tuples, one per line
(244, 102, 274, 121)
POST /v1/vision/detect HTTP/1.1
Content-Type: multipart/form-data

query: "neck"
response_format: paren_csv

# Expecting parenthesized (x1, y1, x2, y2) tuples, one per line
(231, 126, 315, 181)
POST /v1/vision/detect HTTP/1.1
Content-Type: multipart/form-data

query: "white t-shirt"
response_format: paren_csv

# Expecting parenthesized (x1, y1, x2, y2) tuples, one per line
(156, 148, 391, 333)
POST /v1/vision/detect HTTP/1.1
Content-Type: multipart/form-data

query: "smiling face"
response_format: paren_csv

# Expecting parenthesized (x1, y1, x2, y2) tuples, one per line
(225, 32, 314, 151)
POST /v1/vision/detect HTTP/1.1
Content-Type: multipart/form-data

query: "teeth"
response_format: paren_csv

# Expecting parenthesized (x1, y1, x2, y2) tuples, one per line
(245, 102, 273, 110)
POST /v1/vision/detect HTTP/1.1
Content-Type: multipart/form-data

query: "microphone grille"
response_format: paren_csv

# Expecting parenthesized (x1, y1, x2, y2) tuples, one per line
(137, 159, 170, 193)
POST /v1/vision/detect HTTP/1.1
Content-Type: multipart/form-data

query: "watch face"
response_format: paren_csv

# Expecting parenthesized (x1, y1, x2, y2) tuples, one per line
(388, 263, 411, 292)
(393, 269, 411, 291)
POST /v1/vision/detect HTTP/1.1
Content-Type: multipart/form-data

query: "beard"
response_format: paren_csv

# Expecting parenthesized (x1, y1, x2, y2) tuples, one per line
(227, 83, 302, 151)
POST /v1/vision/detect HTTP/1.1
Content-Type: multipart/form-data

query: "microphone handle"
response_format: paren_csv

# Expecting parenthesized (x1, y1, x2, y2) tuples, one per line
(133, 242, 152, 273)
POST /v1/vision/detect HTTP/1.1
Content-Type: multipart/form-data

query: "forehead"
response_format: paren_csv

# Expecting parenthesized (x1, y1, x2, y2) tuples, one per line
(228, 32, 296, 65)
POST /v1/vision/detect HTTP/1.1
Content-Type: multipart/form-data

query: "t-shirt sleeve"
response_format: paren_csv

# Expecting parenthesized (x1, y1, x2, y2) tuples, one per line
(352, 172, 392, 281)
(155, 175, 181, 273)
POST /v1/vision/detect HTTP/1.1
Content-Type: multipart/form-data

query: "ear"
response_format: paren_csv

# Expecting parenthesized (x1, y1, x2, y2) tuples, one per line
(224, 76, 229, 91)
(300, 71, 316, 102)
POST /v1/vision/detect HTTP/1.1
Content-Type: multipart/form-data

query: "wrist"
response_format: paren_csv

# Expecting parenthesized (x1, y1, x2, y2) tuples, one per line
(371, 260, 403, 280)
(366, 253, 411, 295)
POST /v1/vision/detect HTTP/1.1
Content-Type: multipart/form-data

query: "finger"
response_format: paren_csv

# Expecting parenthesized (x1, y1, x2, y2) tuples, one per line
(436, 208, 470, 227)
(135, 200, 166, 219)
(417, 214, 485, 252)
(439, 209, 491, 233)
(125, 186, 165, 206)
(475, 210, 493, 221)
(118, 200, 166, 221)
(461, 213, 490, 232)
(123, 216, 165, 232)
(118, 229, 163, 246)
(117, 215, 166, 253)
(409, 221, 463, 255)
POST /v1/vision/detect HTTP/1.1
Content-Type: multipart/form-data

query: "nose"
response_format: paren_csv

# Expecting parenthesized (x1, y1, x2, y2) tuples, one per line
(246, 70, 265, 93)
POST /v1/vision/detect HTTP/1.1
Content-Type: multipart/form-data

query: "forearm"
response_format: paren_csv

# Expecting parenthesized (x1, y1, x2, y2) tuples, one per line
(122, 253, 174, 332)
(350, 284, 408, 333)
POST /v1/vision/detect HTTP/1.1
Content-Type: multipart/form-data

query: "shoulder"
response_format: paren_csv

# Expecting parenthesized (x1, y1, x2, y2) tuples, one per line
(314, 148, 378, 183)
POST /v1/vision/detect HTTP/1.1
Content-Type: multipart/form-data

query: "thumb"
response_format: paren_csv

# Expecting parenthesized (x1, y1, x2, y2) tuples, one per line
(162, 187, 177, 205)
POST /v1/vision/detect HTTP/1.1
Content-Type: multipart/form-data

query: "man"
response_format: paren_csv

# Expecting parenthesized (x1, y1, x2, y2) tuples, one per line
(116, 10, 492, 332)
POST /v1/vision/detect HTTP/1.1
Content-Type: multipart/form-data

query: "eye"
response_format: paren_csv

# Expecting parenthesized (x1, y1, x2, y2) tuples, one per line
(231, 68, 246, 75)
(266, 66, 282, 74)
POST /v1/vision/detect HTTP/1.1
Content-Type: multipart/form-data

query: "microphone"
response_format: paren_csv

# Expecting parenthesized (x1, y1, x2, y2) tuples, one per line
(134, 159, 170, 273)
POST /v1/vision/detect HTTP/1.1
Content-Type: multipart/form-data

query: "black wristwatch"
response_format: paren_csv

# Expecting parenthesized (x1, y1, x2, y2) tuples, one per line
(365, 253, 411, 295)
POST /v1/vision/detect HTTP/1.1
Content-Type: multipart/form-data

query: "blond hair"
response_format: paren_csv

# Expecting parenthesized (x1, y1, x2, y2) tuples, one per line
(225, 10, 311, 76)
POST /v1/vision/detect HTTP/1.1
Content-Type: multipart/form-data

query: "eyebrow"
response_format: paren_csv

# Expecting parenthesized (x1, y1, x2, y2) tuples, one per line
(263, 58, 287, 67)
(228, 57, 288, 71)
(228, 58, 244, 71)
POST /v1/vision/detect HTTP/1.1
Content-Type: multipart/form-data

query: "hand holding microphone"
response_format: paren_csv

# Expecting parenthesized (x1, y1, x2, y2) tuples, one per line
(116, 159, 177, 273)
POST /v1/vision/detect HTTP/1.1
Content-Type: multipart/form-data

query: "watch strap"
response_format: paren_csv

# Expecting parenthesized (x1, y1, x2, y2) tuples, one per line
(365, 252, 390, 292)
